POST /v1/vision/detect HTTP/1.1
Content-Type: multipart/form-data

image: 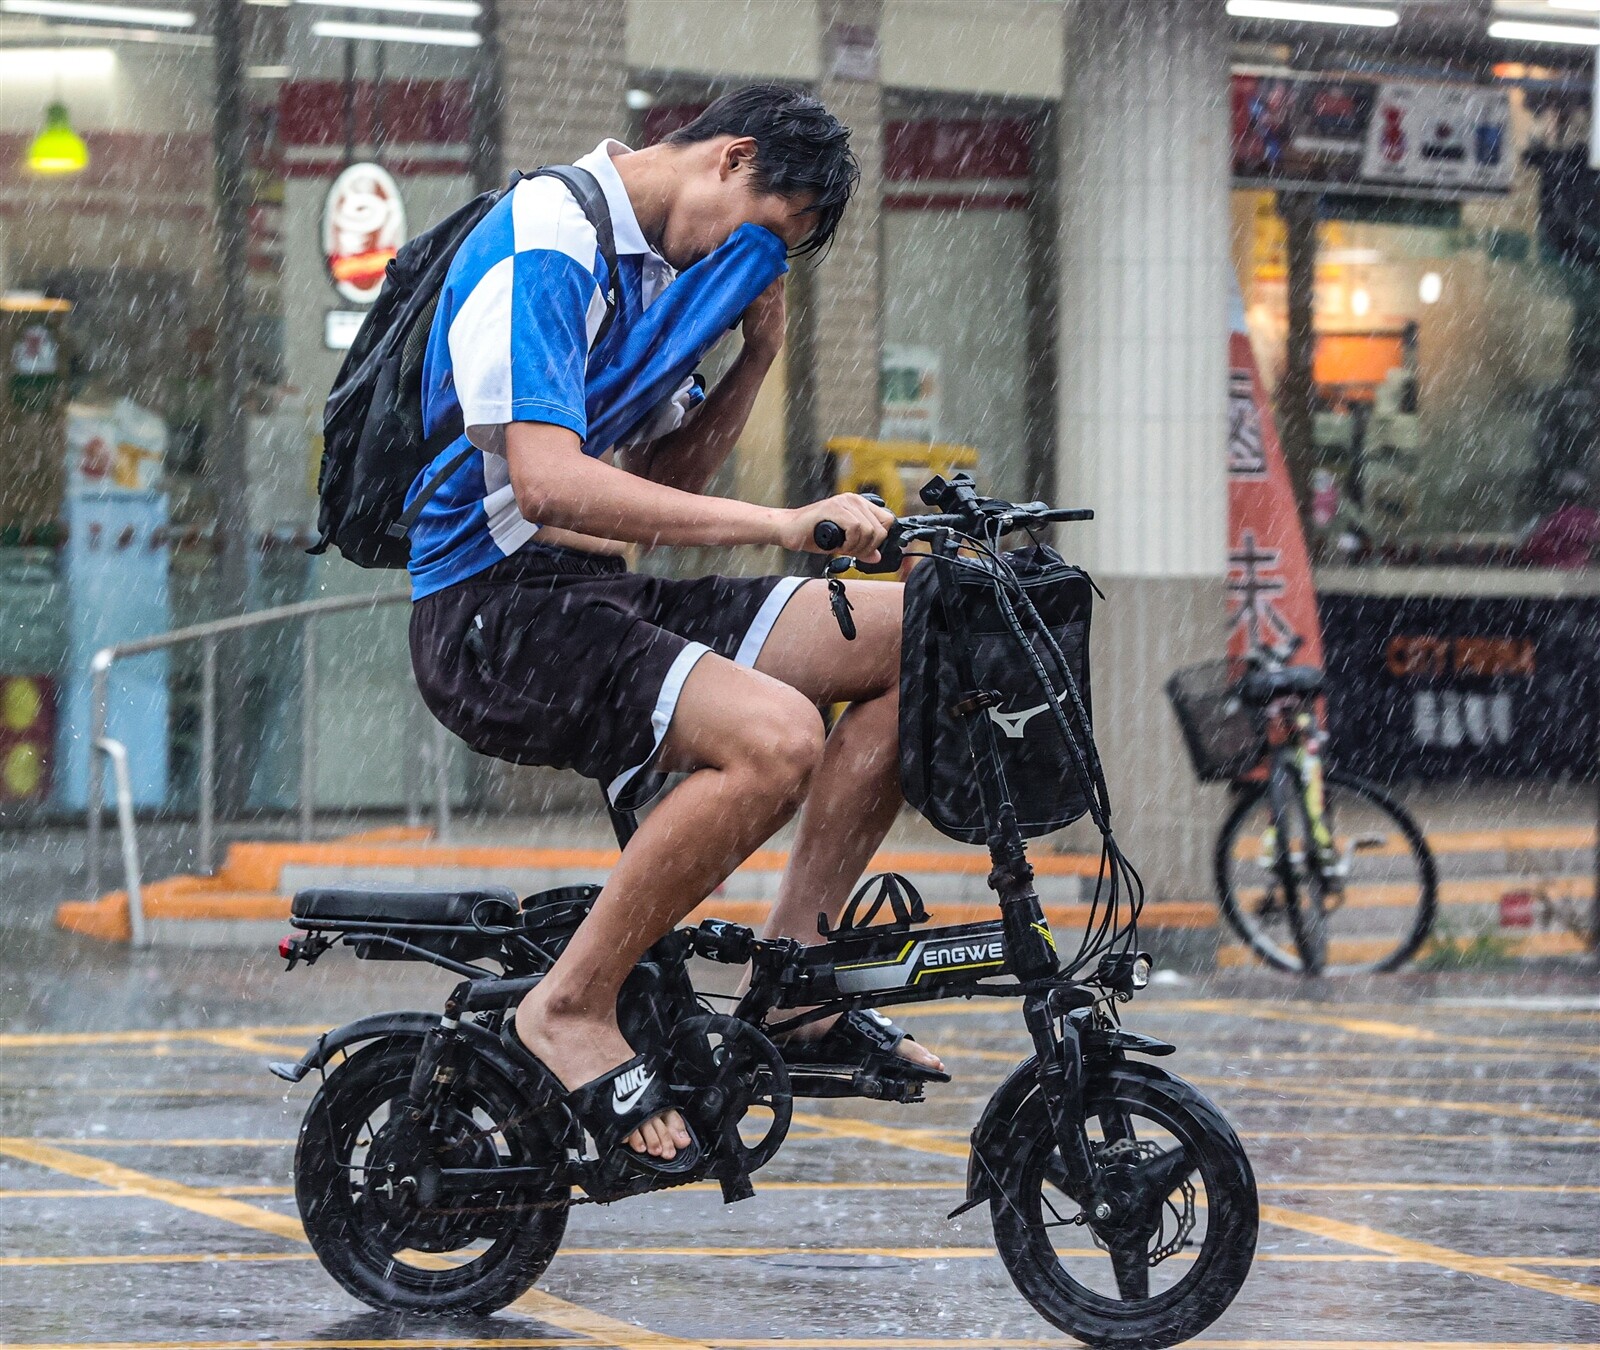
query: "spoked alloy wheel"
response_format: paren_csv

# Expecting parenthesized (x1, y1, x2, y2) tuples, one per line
(1216, 767, 1438, 974)
(295, 1037, 570, 1314)
(990, 1064, 1257, 1350)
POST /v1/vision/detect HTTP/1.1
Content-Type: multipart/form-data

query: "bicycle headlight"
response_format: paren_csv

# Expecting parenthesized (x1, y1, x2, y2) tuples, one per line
(1131, 954, 1152, 990)
(1093, 950, 1154, 997)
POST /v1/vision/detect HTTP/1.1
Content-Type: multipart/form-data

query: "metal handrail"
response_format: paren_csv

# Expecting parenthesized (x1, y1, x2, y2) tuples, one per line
(95, 737, 146, 948)
(84, 588, 447, 903)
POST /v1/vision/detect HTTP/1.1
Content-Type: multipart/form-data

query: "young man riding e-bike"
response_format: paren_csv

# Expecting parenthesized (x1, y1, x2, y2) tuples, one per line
(407, 85, 945, 1176)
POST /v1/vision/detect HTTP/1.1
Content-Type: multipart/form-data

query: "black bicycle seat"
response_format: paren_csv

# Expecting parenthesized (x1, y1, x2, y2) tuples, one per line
(292, 886, 518, 927)
(1238, 664, 1324, 706)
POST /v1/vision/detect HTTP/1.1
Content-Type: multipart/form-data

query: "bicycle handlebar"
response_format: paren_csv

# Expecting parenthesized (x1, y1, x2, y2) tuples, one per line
(811, 498, 1095, 560)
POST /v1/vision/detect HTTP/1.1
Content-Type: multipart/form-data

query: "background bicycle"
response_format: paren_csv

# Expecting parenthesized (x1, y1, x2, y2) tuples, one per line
(1167, 641, 1438, 976)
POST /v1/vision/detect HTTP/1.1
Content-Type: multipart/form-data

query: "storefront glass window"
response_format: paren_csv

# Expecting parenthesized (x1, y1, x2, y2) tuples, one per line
(1232, 72, 1600, 570)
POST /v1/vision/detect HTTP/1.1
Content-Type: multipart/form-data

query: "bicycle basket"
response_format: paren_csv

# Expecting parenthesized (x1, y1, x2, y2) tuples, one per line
(900, 544, 1094, 844)
(1164, 659, 1265, 782)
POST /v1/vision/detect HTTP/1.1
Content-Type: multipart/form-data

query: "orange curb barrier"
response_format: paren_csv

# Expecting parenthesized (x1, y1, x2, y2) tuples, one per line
(56, 887, 1217, 945)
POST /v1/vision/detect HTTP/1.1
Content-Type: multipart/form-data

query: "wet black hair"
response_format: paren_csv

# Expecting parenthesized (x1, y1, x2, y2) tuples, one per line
(664, 83, 859, 258)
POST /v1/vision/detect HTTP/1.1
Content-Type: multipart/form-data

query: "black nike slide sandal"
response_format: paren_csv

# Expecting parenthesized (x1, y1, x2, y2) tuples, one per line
(777, 1008, 951, 1083)
(500, 1022, 702, 1177)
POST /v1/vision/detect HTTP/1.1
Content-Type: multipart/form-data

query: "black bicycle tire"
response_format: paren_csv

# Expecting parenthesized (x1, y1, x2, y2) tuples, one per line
(1214, 767, 1438, 974)
(295, 1036, 569, 1314)
(1279, 779, 1328, 975)
(989, 1062, 1258, 1349)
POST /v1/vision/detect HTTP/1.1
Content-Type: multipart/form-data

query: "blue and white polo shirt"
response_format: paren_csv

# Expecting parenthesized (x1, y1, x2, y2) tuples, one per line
(406, 138, 790, 600)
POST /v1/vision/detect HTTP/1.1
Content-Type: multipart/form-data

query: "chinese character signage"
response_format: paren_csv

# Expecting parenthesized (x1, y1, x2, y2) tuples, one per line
(1320, 594, 1600, 782)
(1227, 284, 1323, 667)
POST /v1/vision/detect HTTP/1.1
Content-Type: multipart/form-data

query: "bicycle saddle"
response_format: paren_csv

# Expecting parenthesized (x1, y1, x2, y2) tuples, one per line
(1237, 664, 1324, 706)
(292, 886, 518, 927)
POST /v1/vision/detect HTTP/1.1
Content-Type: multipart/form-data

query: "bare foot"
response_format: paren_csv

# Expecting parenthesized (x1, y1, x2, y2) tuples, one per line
(784, 1008, 945, 1074)
(514, 992, 690, 1160)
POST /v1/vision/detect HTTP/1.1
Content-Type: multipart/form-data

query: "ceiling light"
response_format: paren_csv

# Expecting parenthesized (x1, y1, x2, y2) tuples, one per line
(311, 17, 479, 42)
(1419, 272, 1443, 305)
(27, 102, 89, 175)
(0, 0, 194, 26)
(0, 46, 115, 78)
(1488, 20, 1600, 45)
(1225, 1, 1399, 27)
(297, 0, 481, 17)
(1350, 286, 1372, 317)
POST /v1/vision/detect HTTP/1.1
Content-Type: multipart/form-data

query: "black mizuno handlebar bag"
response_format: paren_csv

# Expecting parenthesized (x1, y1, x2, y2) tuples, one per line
(899, 544, 1095, 845)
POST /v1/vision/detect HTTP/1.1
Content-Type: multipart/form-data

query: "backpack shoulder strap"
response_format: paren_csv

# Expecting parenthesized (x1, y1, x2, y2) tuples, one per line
(534, 163, 620, 348)
(390, 164, 623, 542)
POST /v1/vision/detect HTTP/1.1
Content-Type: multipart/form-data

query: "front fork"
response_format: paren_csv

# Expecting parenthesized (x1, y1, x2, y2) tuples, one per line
(1022, 992, 1104, 1209)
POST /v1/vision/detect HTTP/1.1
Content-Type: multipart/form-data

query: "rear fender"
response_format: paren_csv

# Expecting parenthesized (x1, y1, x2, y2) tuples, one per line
(266, 1012, 525, 1089)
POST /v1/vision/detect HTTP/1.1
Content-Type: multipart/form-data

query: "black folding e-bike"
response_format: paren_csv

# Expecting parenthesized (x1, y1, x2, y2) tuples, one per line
(269, 477, 1258, 1349)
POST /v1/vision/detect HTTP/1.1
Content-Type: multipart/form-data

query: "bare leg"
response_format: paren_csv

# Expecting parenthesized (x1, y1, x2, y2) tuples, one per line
(515, 655, 824, 1159)
(752, 580, 943, 1073)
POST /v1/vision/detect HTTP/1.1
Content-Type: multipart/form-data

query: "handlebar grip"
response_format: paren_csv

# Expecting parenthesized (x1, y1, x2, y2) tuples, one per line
(813, 520, 846, 552)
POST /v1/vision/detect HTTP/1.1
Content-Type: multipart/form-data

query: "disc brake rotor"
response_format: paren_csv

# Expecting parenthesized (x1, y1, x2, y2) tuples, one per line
(357, 1103, 502, 1252)
(1089, 1137, 1196, 1268)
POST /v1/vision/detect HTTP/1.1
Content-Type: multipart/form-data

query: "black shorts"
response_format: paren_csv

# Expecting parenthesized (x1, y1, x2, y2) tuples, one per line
(410, 542, 807, 809)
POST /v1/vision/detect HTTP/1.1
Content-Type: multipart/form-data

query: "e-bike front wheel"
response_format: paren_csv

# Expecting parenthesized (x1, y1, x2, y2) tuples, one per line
(990, 1062, 1257, 1349)
(1215, 767, 1437, 974)
(295, 1036, 570, 1314)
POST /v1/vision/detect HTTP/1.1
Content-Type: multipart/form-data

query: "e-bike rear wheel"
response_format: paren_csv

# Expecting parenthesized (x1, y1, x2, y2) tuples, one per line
(295, 1036, 570, 1314)
(1216, 767, 1437, 974)
(990, 1062, 1257, 1349)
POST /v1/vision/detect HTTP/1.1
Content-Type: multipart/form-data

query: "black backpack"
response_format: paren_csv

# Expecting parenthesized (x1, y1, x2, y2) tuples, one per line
(310, 166, 619, 569)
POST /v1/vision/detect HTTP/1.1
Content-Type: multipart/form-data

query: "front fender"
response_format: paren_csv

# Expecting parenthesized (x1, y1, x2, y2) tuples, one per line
(953, 1051, 1187, 1217)
(953, 1054, 1043, 1217)
(266, 1012, 525, 1090)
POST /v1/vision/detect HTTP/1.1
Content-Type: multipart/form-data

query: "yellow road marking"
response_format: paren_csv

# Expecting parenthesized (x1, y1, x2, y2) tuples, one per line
(1, 1244, 1598, 1273)
(1167, 1002, 1597, 1055)
(194, 1030, 307, 1057)
(0, 1341, 1597, 1350)
(0, 1343, 577, 1350)
(791, 1113, 1600, 1308)
(2, 1174, 1594, 1205)
(0, 1139, 710, 1350)
(0, 1250, 317, 1268)
(0, 1025, 326, 1050)
(1229, 1082, 1600, 1130)
(1258, 1203, 1600, 1307)
(32, 1138, 294, 1149)
(718, 1343, 1600, 1350)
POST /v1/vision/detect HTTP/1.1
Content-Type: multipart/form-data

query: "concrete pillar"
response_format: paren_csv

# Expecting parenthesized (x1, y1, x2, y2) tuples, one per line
(479, 0, 631, 816)
(1056, 0, 1231, 898)
(790, 0, 883, 503)
(499, 0, 627, 168)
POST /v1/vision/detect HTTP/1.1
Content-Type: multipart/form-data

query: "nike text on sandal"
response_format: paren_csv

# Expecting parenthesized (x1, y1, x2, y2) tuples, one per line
(499, 1022, 702, 1177)
(778, 1008, 950, 1083)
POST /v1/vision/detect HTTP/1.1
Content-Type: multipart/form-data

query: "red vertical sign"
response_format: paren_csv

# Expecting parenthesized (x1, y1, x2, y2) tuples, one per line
(1228, 286, 1323, 666)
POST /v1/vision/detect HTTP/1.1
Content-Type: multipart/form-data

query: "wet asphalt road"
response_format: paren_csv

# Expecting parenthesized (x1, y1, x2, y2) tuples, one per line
(0, 912, 1597, 1350)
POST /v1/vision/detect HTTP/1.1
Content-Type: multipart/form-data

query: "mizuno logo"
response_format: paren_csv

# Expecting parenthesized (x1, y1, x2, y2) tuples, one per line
(611, 1064, 653, 1115)
(988, 701, 1054, 739)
